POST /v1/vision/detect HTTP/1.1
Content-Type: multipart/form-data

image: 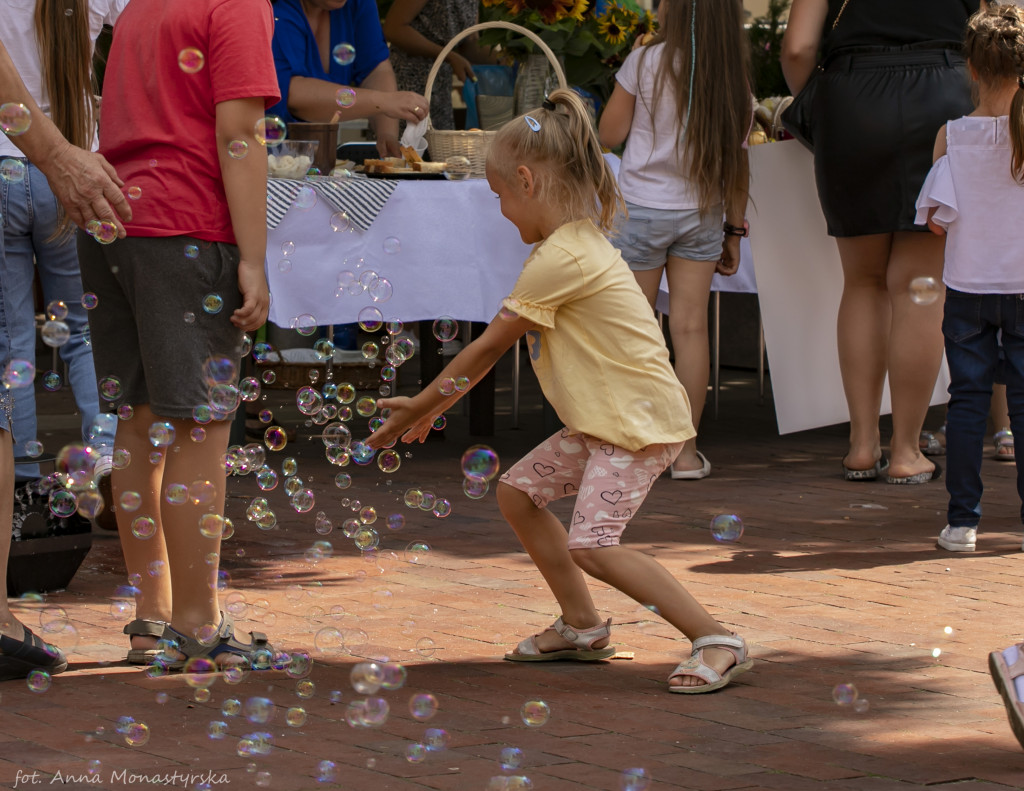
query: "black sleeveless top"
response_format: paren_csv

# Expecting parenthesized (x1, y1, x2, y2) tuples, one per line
(824, 0, 980, 53)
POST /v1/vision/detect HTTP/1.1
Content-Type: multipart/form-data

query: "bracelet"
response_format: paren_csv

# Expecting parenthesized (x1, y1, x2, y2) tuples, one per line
(723, 220, 749, 238)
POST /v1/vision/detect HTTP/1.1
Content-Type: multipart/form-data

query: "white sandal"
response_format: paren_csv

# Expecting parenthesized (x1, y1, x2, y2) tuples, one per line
(668, 633, 753, 694)
(504, 617, 615, 662)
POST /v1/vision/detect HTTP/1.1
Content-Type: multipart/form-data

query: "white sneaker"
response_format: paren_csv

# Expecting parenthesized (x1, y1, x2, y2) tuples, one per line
(937, 525, 977, 552)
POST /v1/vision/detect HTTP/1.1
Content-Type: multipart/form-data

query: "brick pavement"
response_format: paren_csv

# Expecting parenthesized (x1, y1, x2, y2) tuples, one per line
(2, 364, 1023, 791)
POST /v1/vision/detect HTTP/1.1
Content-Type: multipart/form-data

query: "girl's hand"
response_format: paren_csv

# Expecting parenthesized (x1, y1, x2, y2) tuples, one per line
(925, 206, 946, 236)
(716, 234, 741, 276)
(367, 397, 436, 448)
(233, 259, 270, 330)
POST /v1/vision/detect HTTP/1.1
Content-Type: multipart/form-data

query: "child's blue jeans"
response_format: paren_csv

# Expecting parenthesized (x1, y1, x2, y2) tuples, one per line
(943, 288, 1024, 527)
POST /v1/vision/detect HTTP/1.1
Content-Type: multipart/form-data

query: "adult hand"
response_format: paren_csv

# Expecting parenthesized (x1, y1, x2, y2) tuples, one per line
(378, 90, 430, 124)
(42, 140, 131, 236)
(233, 259, 270, 331)
(376, 132, 403, 158)
(717, 234, 741, 276)
(445, 51, 476, 83)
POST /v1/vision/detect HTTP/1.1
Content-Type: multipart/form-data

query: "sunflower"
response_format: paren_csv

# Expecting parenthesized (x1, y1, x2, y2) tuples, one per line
(482, 0, 505, 7)
(568, 0, 589, 23)
(506, 0, 575, 25)
(597, 5, 633, 46)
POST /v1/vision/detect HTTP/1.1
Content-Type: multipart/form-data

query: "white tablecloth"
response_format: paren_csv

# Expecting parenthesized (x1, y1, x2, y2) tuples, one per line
(266, 179, 528, 328)
(266, 164, 756, 329)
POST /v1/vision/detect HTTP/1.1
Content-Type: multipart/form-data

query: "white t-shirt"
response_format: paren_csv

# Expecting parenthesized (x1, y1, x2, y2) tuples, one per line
(915, 115, 1024, 294)
(615, 43, 701, 210)
(0, 0, 128, 158)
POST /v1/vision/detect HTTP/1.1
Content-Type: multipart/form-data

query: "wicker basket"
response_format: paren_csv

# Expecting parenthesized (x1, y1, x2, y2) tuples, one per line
(424, 21, 567, 179)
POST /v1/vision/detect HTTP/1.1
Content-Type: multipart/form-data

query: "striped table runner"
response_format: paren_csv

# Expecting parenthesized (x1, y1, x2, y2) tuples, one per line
(266, 176, 398, 232)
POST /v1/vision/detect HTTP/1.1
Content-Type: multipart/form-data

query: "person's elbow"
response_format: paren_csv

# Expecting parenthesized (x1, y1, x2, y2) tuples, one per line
(598, 116, 629, 149)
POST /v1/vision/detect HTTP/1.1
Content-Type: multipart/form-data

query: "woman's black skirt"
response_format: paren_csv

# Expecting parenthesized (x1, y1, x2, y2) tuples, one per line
(813, 45, 973, 237)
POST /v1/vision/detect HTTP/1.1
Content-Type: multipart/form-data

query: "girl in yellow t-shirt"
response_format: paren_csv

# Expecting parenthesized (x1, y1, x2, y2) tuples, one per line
(368, 89, 753, 694)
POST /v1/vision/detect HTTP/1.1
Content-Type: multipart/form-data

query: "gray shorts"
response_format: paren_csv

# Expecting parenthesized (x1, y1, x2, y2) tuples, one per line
(76, 233, 245, 420)
(613, 202, 724, 270)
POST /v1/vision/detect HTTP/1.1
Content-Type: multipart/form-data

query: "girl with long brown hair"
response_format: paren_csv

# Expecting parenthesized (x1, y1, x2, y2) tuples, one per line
(0, 0, 126, 485)
(369, 89, 754, 694)
(598, 0, 751, 480)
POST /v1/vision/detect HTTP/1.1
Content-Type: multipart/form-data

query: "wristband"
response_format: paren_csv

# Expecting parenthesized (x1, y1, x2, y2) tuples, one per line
(723, 220, 749, 238)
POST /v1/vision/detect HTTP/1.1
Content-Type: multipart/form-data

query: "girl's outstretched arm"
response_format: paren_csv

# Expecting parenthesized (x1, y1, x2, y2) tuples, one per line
(367, 312, 536, 448)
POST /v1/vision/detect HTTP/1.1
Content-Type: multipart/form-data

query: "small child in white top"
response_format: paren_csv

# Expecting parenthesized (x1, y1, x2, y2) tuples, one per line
(915, 1, 1024, 752)
(369, 89, 753, 694)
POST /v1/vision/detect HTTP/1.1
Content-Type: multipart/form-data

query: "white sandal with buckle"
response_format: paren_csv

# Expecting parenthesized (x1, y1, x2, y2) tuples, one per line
(504, 617, 615, 662)
(668, 633, 753, 694)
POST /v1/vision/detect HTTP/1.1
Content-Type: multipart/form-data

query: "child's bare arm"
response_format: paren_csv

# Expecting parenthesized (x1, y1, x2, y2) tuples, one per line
(598, 83, 635, 149)
(368, 312, 536, 448)
(216, 97, 270, 331)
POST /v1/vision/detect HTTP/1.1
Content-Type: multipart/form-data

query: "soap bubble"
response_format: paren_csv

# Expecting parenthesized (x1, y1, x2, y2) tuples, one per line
(445, 155, 471, 180)
(228, 139, 249, 159)
(463, 475, 488, 499)
(0, 102, 32, 136)
(383, 236, 401, 254)
(82, 292, 99, 310)
(149, 422, 175, 447)
(415, 636, 436, 658)
(42, 370, 62, 391)
(255, 116, 287, 147)
(332, 43, 356, 65)
(358, 306, 384, 332)
(91, 220, 118, 244)
(432, 317, 458, 342)
(710, 514, 743, 542)
(461, 445, 500, 480)
(24, 440, 44, 458)
(369, 278, 393, 303)
(184, 244, 200, 259)
(520, 700, 550, 727)
(330, 211, 351, 232)
(127, 185, 142, 200)
(832, 683, 858, 706)
(409, 693, 438, 721)
(406, 743, 428, 764)
(0, 158, 26, 183)
(500, 747, 524, 771)
(335, 87, 356, 109)
(909, 276, 941, 306)
(202, 294, 224, 315)
(620, 768, 651, 791)
(178, 48, 205, 73)
(377, 449, 401, 473)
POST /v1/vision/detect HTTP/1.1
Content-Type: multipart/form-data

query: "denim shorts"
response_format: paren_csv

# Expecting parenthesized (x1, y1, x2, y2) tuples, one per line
(612, 202, 724, 269)
(76, 233, 245, 421)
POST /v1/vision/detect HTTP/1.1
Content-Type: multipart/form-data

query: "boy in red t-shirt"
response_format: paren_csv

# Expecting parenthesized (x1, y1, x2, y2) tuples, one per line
(78, 0, 281, 668)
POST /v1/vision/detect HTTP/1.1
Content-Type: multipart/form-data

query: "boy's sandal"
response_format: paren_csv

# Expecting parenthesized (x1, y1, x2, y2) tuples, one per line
(668, 633, 753, 694)
(159, 611, 272, 671)
(0, 626, 69, 681)
(989, 643, 1024, 750)
(994, 430, 1015, 462)
(123, 619, 170, 665)
(504, 617, 615, 662)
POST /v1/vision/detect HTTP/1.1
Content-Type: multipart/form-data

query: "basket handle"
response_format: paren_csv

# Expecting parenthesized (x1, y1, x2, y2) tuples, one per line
(423, 21, 568, 118)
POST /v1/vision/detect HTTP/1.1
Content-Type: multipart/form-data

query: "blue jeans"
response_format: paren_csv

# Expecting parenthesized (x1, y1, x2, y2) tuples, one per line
(0, 160, 111, 478)
(943, 288, 1024, 527)
(0, 228, 11, 435)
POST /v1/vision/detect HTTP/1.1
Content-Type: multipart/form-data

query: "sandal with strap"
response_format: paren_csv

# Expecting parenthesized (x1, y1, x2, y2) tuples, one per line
(159, 611, 273, 671)
(504, 617, 615, 662)
(0, 625, 69, 681)
(123, 619, 169, 665)
(668, 633, 753, 694)
(989, 643, 1024, 750)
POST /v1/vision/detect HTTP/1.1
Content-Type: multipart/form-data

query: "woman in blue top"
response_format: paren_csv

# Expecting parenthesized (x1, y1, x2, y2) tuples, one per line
(271, 0, 428, 156)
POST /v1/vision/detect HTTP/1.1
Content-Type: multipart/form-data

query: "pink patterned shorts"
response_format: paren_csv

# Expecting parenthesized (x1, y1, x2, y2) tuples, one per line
(499, 428, 684, 549)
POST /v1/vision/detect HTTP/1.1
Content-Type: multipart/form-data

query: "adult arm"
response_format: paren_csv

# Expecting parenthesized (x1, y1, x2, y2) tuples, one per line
(368, 313, 536, 447)
(383, 0, 477, 82)
(718, 149, 749, 276)
(287, 75, 427, 126)
(598, 83, 635, 148)
(217, 97, 270, 331)
(359, 59, 412, 157)
(0, 40, 130, 233)
(781, 0, 828, 95)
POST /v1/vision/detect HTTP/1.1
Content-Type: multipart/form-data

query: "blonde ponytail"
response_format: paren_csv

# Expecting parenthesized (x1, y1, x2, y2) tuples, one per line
(490, 89, 625, 232)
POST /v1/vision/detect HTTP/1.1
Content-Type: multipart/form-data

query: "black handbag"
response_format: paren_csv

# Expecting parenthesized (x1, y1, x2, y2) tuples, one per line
(780, 0, 852, 151)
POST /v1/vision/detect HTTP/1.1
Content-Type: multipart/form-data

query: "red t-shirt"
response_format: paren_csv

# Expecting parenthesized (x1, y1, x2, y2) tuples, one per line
(100, 0, 281, 243)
